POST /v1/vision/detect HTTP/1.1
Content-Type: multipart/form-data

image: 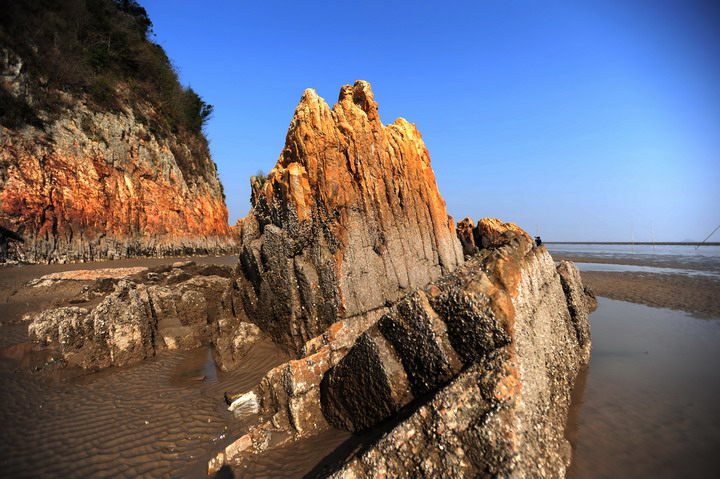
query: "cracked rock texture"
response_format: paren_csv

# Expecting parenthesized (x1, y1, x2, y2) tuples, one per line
(318, 235, 595, 477)
(27, 264, 248, 369)
(0, 50, 236, 263)
(236, 80, 463, 354)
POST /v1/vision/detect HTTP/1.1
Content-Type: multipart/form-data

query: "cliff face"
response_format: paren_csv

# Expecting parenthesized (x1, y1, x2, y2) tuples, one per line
(0, 1, 235, 263)
(0, 101, 234, 262)
(237, 81, 463, 354)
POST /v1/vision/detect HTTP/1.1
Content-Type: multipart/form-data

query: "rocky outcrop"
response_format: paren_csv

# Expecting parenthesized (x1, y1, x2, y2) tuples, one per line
(213, 232, 596, 477)
(0, 50, 236, 263)
(456, 217, 533, 252)
(27, 263, 245, 369)
(456, 217, 480, 256)
(319, 235, 595, 477)
(236, 80, 463, 354)
(475, 217, 532, 249)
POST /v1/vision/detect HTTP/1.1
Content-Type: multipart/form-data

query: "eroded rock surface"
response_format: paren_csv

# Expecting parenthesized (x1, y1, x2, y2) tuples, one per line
(318, 235, 595, 477)
(456, 217, 480, 257)
(236, 80, 463, 354)
(0, 50, 236, 264)
(27, 264, 244, 369)
(214, 232, 595, 477)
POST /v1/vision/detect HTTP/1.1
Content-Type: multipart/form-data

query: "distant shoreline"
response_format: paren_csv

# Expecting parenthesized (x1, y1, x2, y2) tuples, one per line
(545, 242, 720, 246)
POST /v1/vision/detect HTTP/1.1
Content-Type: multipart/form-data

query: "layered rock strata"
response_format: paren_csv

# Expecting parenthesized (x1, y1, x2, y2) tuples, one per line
(0, 51, 236, 263)
(236, 80, 463, 354)
(213, 231, 595, 477)
(318, 234, 595, 476)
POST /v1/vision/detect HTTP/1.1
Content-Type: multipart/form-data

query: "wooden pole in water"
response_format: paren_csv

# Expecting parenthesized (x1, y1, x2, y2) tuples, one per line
(631, 221, 635, 254)
(696, 223, 720, 249)
(651, 222, 656, 252)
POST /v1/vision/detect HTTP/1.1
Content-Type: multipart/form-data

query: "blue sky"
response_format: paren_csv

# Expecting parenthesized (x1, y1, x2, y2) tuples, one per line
(143, 0, 719, 242)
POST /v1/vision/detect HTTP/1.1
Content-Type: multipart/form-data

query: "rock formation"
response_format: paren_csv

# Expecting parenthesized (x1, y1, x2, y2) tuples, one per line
(1, 26, 235, 263)
(20, 78, 597, 478)
(457, 217, 532, 254)
(0, 104, 235, 262)
(456, 217, 479, 256)
(26, 263, 257, 369)
(318, 234, 595, 476)
(236, 80, 463, 354)
(207, 81, 596, 478)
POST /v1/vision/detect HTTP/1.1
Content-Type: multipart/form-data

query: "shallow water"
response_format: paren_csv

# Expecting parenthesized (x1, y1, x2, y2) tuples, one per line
(547, 244, 720, 273)
(573, 261, 720, 279)
(566, 298, 720, 478)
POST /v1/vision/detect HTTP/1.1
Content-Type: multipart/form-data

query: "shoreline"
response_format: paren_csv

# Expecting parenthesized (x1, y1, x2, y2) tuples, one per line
(553, 255, 720, 273)
(553, 253, 720, 319)
(0, 252, 716, 477)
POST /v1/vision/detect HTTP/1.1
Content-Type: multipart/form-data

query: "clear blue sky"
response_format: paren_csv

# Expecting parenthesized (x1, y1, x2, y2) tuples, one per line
(143, 0, 719, 242)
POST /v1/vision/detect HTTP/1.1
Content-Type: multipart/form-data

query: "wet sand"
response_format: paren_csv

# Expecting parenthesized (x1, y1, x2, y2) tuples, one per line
(0, 255, 238, 327)
(580, 271, 720, 319)
(0, 256, 352, 479)
(552, 251, 720, 319)
(0, 339, 290, 478)
(3, 250, 719, 477)
(552, 253, 720, 273)
(565, 298, 720, 478)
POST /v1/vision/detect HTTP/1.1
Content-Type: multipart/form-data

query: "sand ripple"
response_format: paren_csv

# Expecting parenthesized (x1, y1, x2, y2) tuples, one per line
(0, 339, 289, 478)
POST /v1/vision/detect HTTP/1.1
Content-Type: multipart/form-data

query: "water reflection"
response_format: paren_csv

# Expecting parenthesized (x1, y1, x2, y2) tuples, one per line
(566, 298, 720, 479)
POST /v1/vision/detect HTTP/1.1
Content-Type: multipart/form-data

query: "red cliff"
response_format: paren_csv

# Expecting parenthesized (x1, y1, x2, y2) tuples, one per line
(0, 57, 235, 262)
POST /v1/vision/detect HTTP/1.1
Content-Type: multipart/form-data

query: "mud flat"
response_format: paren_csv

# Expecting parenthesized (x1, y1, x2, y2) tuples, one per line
(579, 271, 719, 319)
(551, 246, 720, 318)
(0, 339, 287, 478)
(566, 298, 720, 478)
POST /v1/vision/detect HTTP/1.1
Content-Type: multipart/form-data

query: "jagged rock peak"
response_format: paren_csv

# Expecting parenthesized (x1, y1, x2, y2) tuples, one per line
(237, 80, 464, 354)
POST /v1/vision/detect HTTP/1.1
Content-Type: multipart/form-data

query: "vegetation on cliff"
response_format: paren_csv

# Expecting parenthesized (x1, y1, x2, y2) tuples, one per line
(0, 0, 234, 263)
(0, 0, 212, 148)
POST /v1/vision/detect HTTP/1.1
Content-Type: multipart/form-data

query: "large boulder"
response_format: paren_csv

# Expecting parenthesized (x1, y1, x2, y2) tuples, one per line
(236, 80, 464, 354)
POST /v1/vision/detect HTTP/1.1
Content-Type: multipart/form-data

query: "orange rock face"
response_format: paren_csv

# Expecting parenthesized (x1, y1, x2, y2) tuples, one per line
(474, 217, 532, 250)
(0, 107, 235, 262)
(237, 80, 464, 354)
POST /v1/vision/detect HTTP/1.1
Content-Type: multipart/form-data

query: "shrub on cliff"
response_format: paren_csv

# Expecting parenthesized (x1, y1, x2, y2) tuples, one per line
(0, 0, 212, 141)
